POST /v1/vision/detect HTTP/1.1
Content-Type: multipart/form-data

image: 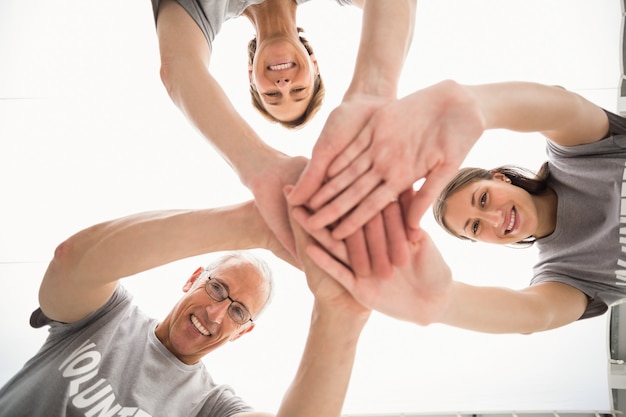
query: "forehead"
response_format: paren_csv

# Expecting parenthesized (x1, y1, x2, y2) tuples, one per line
(208, 259, 270, 311)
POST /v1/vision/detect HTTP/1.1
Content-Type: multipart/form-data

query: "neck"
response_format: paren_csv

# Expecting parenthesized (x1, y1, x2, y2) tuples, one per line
(533, 187, 558, 239)
(243, 0, 299, 39)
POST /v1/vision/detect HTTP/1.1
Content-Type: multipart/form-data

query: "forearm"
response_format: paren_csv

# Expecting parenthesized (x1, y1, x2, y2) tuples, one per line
(465, 81, 609, 144)
(434, 281, 582, 334)
(162, 64, 284, 187)
(156, 0, 283, 188)
(53, 201, 267, 284)
(276, 303, 368, 417)
(345, 0, 416, 100)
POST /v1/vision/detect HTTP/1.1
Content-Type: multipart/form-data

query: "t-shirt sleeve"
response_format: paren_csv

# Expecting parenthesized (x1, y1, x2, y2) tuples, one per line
(203, 384, 254, 416)
(605, 109, 626, 136)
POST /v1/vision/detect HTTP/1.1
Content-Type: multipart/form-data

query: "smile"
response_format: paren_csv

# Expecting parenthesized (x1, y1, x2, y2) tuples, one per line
(191, 314, 211, 337)
(267, 62, 295, 71)
(505, 207, 517, 234)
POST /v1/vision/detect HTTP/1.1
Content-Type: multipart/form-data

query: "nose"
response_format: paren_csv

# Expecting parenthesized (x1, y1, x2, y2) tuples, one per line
(482, 209, 504, 228)
(206, 301, 229, 324)
(275, 77, 290, 86)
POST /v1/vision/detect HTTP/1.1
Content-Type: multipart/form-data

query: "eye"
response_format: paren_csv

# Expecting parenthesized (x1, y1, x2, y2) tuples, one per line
(292, 87, 305, 93)
(208, 281, 226, 299)
(264, 92, 279, 97)
(472, 220, 480, 235)
(229, 303, 247, 322)
(479, 192, 487, 208)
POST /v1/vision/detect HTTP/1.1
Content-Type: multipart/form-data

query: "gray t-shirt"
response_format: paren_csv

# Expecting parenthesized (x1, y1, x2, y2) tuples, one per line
(0, 286, 251, 417)
(151, 0, 353, 50)
(532, 110, 626, 319)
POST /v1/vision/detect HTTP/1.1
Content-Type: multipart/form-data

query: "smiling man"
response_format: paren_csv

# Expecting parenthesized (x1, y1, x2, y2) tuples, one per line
(0, 200, 370, 417)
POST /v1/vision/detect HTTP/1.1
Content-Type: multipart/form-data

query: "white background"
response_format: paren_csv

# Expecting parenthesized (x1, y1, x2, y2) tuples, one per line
(0, 0, 620, 414)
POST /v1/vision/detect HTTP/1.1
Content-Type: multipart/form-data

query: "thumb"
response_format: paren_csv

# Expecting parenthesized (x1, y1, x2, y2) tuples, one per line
(406, 174, 450, 231)
(286, 159, 327, 206)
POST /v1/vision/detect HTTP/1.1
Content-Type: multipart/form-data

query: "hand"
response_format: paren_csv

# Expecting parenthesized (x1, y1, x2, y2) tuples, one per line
(247, 155, 308, 261)
(289, 80, 486, 239)
(295, 201, 453, 325)
(286, 189, 369, 316)
(286, 94, 391, 212)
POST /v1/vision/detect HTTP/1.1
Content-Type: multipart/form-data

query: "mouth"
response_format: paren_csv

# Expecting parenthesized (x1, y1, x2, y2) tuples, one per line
(267, 62, 295, 71)
(190, 314, 211, 337)
(504, 207, 517, 235)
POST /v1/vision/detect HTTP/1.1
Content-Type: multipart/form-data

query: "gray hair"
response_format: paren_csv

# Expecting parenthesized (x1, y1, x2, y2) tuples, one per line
(205, 251, 274, 318)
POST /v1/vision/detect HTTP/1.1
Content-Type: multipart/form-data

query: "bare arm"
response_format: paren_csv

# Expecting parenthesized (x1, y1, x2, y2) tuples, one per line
(438, 281, 589, 334)
(467, 82, 610, 146)
(239, 199, 370, 417)
(39, 201, 290, 324)
(156, 0, 304, 257)
(291, 79, 610, 240)
(292, 203, 589, 334)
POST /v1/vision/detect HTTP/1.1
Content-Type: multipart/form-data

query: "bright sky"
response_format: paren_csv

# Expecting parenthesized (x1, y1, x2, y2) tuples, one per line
(0, 0, 620, 414)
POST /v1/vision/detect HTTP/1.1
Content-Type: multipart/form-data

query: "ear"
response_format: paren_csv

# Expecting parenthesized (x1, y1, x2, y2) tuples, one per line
(183, 267, 204, 293)
(248, 64, 253, 83)
(229, 323, 255, 342)
(491, 172, 511, 183)
(309, 53, 319, 75)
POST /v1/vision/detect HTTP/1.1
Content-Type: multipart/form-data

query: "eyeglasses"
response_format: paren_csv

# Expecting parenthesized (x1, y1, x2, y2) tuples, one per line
(202, 269, 254, 325)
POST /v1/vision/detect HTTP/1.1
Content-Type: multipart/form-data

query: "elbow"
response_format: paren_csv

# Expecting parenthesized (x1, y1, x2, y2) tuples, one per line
(159, 60, 176, 100)
(47, 235, 82, 278)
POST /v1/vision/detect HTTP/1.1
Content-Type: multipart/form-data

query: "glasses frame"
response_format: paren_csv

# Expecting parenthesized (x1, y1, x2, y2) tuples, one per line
(201, 268, 254, 326)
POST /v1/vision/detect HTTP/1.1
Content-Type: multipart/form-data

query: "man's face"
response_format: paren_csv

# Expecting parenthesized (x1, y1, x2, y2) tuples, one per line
(155, 259, 270, 364)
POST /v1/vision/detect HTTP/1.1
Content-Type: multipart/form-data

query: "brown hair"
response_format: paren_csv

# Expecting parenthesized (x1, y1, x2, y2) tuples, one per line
(247, 28, 325, 129)
(432, 162, 550, 247)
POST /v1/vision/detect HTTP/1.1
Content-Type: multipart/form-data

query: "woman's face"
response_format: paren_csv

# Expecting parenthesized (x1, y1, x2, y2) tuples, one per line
(249, 36, 319, 122)
(443, 174, 540, 245)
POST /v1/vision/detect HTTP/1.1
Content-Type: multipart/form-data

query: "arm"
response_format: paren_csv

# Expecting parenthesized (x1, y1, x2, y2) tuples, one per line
(294, 202, 589, 334)
(438, 281, 589, 334)
(287, 0, 416, 220)
(39, 201, 293, 324)
(156, 0, 305, 257)
(292, 80, 610, 239)
(240, 200, 371, 417)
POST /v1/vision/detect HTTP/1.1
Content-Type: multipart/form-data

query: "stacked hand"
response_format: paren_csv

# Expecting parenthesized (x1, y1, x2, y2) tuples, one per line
(287, 80, 486, 241)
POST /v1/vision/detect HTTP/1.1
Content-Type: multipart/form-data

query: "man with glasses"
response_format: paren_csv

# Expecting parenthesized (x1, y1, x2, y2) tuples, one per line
(0, 200, 370, 417)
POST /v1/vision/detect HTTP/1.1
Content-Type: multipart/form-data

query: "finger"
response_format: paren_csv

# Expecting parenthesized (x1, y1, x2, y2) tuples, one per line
(382, 201, 410, 267)
(406, 169, 453, 230)
(326, 125, 373, 178)
(330, 180, 400, 240)
(363, 212, 393, 279)
(306, 244, 358, 292)
(307, 169, 382, 231)
(345, 228, 371, 277)
(291, 206, 350, 264)
(287, 159, 329, 206)
(308, 152, 373, 210)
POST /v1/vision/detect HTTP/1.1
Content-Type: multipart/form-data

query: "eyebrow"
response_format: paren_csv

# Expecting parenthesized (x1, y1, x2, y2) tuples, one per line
(215, 277, 251, 309)
(462, 188, 479, 234)
(267, 96, 308, 106)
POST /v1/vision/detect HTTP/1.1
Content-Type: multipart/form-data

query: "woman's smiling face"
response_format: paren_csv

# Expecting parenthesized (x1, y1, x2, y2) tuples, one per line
(249, 36, 318, 122)
(443, 173, 540, 245)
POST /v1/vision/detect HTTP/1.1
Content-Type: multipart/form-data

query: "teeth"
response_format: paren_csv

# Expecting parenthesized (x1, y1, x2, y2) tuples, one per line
(268, 62, 294, 71)
(506, 208, 516, 232)
(191, 315, 210, 336)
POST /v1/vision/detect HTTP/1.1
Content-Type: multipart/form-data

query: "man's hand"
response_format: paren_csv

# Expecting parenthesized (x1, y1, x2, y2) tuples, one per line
(289, 80, 486, 240)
